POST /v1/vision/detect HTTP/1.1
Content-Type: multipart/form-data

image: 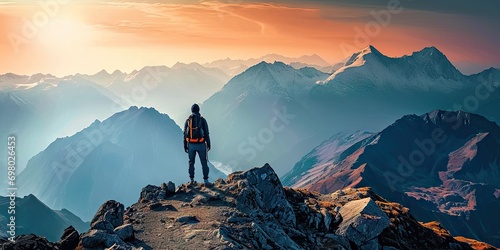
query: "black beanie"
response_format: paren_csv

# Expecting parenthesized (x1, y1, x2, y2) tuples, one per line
(191, 104, 200, 113)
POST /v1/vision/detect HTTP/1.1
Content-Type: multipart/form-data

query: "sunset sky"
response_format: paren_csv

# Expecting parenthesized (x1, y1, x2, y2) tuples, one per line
(0, 0, 498, 76)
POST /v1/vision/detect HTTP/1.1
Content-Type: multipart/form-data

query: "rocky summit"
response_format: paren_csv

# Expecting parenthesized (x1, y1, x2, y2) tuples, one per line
(2, 164, 495, 250)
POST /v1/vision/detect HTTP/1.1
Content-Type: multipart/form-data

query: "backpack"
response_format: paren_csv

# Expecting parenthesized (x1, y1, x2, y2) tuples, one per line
(185, 114, 205, 143)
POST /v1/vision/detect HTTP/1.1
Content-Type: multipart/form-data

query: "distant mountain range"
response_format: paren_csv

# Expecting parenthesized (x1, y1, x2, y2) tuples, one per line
(0, 63, 231, 189)
(1, 47, 499, 247)
(17, 107, 226, 221)
(284, 110, 500, 246)
(202, 46, 500, 176)
(76, 63, 231, 124)
(0, 194, 87, 242)
(203, 53, 334, 76)
(0, 76, 120, 184)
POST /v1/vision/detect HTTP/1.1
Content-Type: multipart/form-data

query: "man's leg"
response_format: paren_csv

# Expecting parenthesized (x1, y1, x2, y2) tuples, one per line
(197, 143, 210, 180)
(188, 143, 197, 180)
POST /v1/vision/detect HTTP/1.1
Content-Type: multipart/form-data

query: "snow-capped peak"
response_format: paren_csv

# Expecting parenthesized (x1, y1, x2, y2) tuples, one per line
(409, 46, 451, 66)
(361, 45, 382, 55)
(318, 45, 465, 92)
(345, 45, 384, 66)
(220, 61, 329, 98)
(405, 46, 462, 80)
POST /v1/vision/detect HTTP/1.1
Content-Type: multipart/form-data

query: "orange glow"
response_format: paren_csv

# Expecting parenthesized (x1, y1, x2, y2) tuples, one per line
(0, 1, 497, 76)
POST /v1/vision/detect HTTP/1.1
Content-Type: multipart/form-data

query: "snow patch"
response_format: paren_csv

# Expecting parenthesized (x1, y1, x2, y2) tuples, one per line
(212, 161, 234, 175)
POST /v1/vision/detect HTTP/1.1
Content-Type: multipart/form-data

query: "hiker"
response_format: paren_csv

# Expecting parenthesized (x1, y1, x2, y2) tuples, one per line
(183, 104, 211, 185)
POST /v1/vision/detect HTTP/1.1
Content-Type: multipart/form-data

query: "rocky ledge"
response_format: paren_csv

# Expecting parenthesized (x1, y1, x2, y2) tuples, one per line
(1, 164, 496, 250)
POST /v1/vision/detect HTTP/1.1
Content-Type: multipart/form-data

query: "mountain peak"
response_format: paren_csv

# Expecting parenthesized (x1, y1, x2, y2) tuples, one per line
(412, 46, 446, 59)
(388, 110, 500, 141)
(220, 60, 327, 99)
(362, 45, 382, 55)
(101, 106, 168, 127)
(421, 46, 441, 53)
(342, 45, 384, 68)
(111, 69, 123, 75)
(94, 69, 110, 76)
(171, 62, 184, 68)
(138, 65, 169, 73)
(252, 61, 289, 70)
(296, 54, 331, 66)
(325, 45, 463, 86)
(421, 109, 492, 127)
(271, 61, 289, 67)
(125, 106, 162, 116)
(23, 193, 39, 201)
(172, 62, 204, 70)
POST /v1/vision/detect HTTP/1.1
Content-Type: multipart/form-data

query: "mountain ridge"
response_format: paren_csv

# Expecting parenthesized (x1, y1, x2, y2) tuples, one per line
(203, 53, 333, 75)
(284, 110, 500, 246)
(0, 194, 88, 242)
(318, 45, 466, 95)
(4, 164, 496, 249)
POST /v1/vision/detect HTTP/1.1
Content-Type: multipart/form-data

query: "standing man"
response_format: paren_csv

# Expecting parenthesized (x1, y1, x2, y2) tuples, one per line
(184, 104, 211, 185)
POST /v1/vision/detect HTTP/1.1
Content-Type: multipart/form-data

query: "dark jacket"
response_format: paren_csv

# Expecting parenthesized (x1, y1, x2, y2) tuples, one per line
(183, 113, 211, 147)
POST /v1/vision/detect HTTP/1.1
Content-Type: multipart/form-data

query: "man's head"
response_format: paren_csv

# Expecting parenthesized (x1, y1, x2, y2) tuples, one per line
(191, 104, 200, 113)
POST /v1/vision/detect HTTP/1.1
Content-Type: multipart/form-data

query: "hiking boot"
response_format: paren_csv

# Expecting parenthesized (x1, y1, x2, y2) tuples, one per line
(190, 178, 195, 186)
(203, 179, 211, 186)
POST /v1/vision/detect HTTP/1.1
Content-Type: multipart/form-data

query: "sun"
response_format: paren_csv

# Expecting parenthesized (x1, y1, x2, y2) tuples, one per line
(37, 18, 91, 49)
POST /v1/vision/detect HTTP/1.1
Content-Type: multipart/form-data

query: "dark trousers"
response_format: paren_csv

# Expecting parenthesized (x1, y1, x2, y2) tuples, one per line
(188, 143, 209, 180)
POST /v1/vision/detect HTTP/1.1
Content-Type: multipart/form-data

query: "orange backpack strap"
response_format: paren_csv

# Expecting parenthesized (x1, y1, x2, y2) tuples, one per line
(186, 115, 205, 143)
(189, 116, 193, 140)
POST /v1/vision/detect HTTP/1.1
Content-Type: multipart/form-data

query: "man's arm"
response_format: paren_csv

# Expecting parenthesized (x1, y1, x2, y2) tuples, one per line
(183, 119, 189, 136)
(183, 119, 189, 153)
(203, 118, 211, 150)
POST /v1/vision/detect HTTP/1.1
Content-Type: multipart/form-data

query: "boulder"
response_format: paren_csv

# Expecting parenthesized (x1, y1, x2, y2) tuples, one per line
(140, 182, 176, 201)
(115, 224, 135, 241)
(79, 201, 136, 249)
(139, 185, 161, 201)
(166, 181, 176, 193)
(224, 164, 302, 249)
(227, 163, 296, 227)
(104, 234, 126, 248)
(90, 200, 124, 229)
(335, 197, 390, 246)
(80, 229, 127, 249)
(1, 234, 56, 250)
(81, 229, 109, 248)
(57, 225, 79, 250)
(92, 220, 115, 233)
